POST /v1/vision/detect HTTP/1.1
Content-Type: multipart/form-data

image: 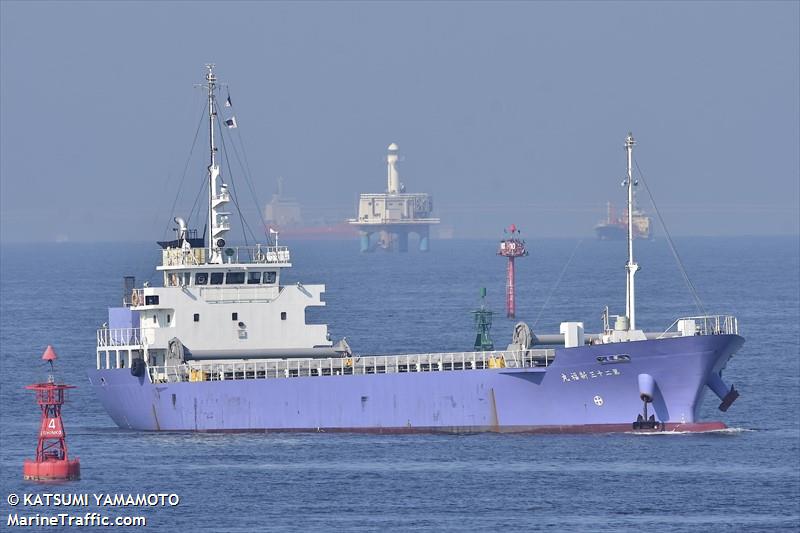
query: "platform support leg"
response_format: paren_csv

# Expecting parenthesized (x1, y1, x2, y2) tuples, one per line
(397, 231, 409, 253)
(359, 231, 371, 253)
(418, 227, 430, 252)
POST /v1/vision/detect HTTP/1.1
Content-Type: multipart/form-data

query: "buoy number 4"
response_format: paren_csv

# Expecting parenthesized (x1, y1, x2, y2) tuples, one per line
(40, 417, 63, 437)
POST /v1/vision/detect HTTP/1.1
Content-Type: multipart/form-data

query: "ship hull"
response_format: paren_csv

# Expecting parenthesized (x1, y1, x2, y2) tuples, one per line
(594, 224, 652, 241)
(267, 223, 358, 240)
(88, 335, 743, 433)
(595, 224, 627, 241)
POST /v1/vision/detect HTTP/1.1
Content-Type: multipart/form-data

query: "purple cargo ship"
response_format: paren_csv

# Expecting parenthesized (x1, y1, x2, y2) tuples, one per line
(88, 67, 743, 433)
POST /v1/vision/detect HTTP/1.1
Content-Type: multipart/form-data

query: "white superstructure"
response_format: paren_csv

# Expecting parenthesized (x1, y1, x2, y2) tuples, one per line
(96, 65, 341, 371)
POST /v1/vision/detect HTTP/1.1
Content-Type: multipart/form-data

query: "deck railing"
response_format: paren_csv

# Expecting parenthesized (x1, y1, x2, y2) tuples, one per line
(658, 315, 738, 338)
(161, 245, 290, 267)
(147, 348, 556, 384)
(97, 327, 148, 347)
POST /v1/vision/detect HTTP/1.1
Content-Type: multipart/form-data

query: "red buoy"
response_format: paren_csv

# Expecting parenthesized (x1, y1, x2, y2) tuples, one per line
(22, 346, 80, 481)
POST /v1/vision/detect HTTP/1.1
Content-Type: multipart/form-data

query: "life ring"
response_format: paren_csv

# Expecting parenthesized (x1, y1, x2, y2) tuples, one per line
(131, 290, 140, 307)
(344, 358, 353, 368)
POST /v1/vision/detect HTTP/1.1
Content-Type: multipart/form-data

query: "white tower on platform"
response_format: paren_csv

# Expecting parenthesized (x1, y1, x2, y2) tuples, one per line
(387, 142, 400, 194)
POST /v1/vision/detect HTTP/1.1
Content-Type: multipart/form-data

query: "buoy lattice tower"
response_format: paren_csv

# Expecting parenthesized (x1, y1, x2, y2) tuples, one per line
(497, 224, 528, 319)
(22, 346, 80, 481)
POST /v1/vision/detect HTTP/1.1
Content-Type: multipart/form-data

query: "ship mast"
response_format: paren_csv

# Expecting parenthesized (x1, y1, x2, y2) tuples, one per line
(624, 132, 639, 330)
(206, 65, 216, 259)
(204, 64, 230, 263)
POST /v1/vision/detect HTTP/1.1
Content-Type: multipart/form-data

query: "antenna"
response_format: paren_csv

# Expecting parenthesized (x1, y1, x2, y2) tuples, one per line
(624, 133, 640, 330)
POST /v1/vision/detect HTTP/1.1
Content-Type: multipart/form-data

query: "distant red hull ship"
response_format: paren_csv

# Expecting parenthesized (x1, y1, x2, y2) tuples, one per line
(268, 223, 357, 240)
(595, 202, 653, 240)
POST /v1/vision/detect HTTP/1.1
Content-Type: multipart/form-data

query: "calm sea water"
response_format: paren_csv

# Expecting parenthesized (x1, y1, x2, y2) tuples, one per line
(1, 236, 798, 532)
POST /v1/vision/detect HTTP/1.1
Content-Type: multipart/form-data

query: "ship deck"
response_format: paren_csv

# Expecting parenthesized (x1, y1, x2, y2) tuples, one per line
(148, 349, 555, 384)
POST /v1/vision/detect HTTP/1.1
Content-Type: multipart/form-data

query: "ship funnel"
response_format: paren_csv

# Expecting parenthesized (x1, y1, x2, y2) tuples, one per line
(637, 373, 655, 403)
(174, 217, 188, 240)
(123, 276, 135, 306)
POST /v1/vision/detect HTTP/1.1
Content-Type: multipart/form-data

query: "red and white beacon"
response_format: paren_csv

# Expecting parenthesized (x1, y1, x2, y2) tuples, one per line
(497, 224, 529, 319)
(22, 346, 80, 481)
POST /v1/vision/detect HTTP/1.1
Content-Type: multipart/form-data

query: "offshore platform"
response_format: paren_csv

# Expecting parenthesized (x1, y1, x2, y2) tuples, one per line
(349, 143, 440, 252)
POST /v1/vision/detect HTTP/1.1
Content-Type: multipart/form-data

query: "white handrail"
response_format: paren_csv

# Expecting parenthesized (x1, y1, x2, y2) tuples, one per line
(147, 348, 556, 384)
(659, 315, 738, 338)
(96, 327, 149, 347)
(161, 245, 291, 267)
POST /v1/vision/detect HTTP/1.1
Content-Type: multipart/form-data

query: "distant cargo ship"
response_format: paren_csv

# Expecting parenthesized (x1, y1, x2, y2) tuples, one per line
(595, 201, 653, 240)
(264, 178, 356, 240)
(267, 222, 357, 240)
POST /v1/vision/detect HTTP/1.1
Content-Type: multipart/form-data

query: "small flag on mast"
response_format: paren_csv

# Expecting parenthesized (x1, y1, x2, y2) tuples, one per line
(225, 95, 232, 107)
(225, 116, 238, 129)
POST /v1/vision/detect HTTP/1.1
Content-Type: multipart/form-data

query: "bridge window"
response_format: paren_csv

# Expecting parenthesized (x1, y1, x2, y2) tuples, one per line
(264, 271, 277, 284)
(226, 272, 245, 284)
(145, 295, 159, 306)
(195, 273, 208, 285)
(247, 272, 261, 284)
(210, 273, 224, 285)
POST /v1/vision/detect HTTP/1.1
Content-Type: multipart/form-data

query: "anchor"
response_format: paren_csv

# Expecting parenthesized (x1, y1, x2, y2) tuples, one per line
(632, 373, 661, 431)
(707, 372, 739, 412)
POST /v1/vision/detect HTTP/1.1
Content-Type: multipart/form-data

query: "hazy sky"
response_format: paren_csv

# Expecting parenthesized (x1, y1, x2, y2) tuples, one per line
(1, 1, 798, 242)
